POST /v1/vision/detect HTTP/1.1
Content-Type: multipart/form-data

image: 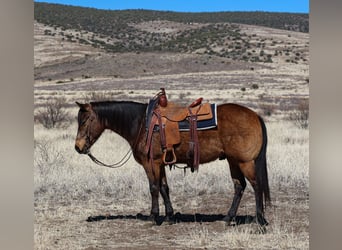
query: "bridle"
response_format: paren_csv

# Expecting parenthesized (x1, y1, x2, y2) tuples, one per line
(82, 112, 96, 152)
(80, 111, 133, 169)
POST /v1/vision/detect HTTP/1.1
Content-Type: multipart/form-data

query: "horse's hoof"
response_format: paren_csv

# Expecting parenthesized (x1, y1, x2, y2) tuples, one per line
(222, 215, 236, 226)
(148, 214, 158, 223)
(149, 214, 164, 226)
(164, 215, 176, 225)
(255, 216, 269, 226)
(222, 215, 230, 222)
(148, 214, 155, 221)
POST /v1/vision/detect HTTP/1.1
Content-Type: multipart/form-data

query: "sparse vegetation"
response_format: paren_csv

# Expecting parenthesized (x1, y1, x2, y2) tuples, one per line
(35, 97, 71, 129)
(289, 99, 309, 129)
(34, 2, 308, 62)
(251, 83, 259, 89)
(34, 120, 309, 249)
(259, 103, 276, 116)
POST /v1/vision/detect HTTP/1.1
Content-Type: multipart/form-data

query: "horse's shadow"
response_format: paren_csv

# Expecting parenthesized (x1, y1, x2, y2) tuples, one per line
(86, 212, 255, 226)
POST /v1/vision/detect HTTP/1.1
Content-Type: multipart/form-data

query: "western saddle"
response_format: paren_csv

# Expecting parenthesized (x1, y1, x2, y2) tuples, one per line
(145, 88, 213, 172)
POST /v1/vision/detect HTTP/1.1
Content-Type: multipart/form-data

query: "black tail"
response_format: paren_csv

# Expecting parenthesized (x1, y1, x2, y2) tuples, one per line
(255, 116, 271, 212)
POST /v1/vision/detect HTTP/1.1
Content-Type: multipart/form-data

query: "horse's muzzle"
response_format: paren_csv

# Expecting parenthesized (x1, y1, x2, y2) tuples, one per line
(75, 144, 82, 153)
(75, 137, 89, 154)
(75, 144, 88, 154)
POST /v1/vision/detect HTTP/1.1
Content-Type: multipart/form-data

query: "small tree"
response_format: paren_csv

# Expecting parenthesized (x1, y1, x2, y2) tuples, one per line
(251, 83, 259, 89)
(35, 97, 70, 129)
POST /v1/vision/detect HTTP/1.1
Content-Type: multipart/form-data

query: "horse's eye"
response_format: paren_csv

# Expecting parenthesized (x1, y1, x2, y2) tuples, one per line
(80, 116, 90, 126)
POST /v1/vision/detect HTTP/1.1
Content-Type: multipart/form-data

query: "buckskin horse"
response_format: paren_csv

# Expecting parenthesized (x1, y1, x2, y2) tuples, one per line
(74, 93, 270, 226)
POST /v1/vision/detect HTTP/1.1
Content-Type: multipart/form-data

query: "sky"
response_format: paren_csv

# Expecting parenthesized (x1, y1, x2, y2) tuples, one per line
(35, 0, 309, 14)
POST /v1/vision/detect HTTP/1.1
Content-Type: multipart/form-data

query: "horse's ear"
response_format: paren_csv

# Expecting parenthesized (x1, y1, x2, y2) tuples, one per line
(76, 102, 92, 111)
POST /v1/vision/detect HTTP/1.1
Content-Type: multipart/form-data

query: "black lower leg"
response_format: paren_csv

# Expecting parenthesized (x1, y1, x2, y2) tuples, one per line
(253, 184, 268, 226)
(224, 178, 246, 224)
(150, 183, 160, 222)
(160, 183, 174, 217)
(159, 166, 174, 222)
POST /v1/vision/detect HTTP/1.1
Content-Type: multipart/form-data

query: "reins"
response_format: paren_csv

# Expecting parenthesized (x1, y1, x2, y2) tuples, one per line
(84, 110, 134, 169)
(85, 108, 145, 169)
(87, 149, 132, 168)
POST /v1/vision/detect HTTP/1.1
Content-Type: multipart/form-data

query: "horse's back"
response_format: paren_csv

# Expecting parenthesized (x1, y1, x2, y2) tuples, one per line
(218, 102, 259, 118)
(217, 103, 261, 129)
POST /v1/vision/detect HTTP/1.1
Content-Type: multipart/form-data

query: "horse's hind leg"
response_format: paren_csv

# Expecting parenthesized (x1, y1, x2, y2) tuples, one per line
(159, 166, 174, 223)
(223, 159, 246, 225)
(239, 161, 268, 226)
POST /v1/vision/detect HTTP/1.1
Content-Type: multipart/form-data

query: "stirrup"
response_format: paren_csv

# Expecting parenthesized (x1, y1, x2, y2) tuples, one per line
(162, 148, 177, 165)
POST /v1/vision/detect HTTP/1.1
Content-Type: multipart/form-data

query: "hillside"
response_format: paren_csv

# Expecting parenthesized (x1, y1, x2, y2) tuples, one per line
(34, 3, 309, 82)
(34, 3, 308, 58)
(34, 2, 309, 33)
(34, 2, 309, 117)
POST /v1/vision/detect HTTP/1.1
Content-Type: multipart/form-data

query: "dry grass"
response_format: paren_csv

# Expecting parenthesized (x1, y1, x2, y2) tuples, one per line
(34, 64, 309, 249)
(34, 118, 308, 249)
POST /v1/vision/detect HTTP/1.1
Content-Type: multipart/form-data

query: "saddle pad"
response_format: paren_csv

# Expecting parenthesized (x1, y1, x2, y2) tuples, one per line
(146, 98, 159, 130)
(146, 102, 217, 132)
(178, 104, 217, 131)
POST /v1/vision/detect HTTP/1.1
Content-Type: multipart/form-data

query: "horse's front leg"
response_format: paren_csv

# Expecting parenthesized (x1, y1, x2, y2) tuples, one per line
(149, 179, 160, 223)
(159, 165, 174, 223)
(143, 159, 163, 224)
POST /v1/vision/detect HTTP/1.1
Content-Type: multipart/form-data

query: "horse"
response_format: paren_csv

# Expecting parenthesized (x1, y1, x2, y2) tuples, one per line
(74, 99, 271, 226)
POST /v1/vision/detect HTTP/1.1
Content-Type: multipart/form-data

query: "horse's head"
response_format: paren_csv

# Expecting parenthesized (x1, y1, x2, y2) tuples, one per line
(75, 102, 104, 154)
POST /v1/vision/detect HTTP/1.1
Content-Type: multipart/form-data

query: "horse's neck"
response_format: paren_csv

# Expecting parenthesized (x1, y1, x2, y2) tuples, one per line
(100, 103, 146, 147)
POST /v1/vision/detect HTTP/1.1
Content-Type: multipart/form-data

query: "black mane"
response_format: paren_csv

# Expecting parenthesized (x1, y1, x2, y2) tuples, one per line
(91, 101, 147, 143)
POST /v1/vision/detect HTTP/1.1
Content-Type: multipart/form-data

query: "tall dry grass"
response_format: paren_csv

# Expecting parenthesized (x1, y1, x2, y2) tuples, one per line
(34, 118, 308, 249)
(34, 119, 308, 202)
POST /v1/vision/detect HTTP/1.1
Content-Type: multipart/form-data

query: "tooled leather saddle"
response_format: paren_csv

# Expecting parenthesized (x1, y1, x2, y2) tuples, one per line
(145, 88, 217, 172)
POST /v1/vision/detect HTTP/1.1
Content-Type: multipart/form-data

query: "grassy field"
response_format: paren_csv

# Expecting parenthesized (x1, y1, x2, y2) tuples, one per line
(34, 109, 308, 249)
(34, 63, 309, 250)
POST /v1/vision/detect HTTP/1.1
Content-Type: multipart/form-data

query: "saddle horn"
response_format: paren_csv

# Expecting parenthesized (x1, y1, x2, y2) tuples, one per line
(158, 88, 168, 107)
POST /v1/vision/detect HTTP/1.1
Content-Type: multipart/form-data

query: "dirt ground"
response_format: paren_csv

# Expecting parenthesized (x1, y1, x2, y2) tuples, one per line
(34, 186, 308, 249)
